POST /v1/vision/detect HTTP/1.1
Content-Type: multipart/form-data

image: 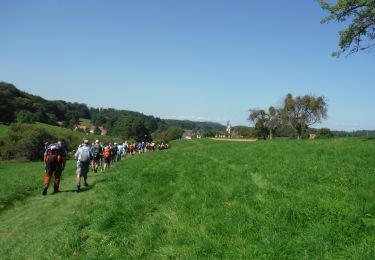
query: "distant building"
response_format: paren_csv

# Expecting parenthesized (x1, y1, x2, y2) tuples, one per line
(226, 121, 231, 137)
(74, 124, 107, 135)
(182, 130, 193, 140)
(98, 127, 107, 136)
(309, 134, 317, 139)
(74, 124, 89, 132)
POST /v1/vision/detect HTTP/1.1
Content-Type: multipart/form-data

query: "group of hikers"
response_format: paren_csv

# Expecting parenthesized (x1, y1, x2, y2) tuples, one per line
(42, 139, 169, 195)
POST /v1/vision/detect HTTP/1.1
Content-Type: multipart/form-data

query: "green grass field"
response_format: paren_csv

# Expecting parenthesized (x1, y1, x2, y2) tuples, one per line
(1, 138, 375, 258)
(79, 118, 94, 128)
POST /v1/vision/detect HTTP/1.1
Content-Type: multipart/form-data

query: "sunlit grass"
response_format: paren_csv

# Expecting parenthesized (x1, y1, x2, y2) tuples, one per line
(1, 138, 375, 258)
(79, 118, 94, 128)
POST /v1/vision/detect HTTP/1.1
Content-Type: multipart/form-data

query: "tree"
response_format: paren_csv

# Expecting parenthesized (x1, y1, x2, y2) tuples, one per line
(281, 94, 328, 140)
(248, 109, 268, 139)
(16, 110, 37, 123)
(202, 129, 216, 137)
(91, 114, 106, 127)
(232, 126, 253, 138)
(248, 107, 281, 140)
(318, 0, 375, 56)
(317, 128, 334, 138)
(166, 126, 184, 140)
(152, 130, 170, 144)
(132, 118, 151, 142)
(255, 120, 269, 139)
(64, 110, 80, 128)
(112, 116, 135, 139)
(0, 83, 17, 123)
(267, 106, 281, 140)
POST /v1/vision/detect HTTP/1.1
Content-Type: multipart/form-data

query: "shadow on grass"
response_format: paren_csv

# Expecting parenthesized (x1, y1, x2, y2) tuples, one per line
(1, 168, 113, 212)
(54, 177, 108, 195)
(54, 188, 90, 194)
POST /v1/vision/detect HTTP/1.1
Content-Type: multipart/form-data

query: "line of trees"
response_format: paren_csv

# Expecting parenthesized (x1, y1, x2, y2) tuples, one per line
(248, 94, 328, 140)
(90, 108, 224, 142)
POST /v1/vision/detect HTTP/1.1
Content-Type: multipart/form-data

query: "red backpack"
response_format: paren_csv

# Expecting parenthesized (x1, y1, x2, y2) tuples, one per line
(104, 147, 111, 159)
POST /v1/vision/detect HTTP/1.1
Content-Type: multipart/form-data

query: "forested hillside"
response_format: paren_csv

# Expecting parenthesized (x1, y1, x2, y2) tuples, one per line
(0, 82, 225, 144)
(0, 82, 90, 127)
(0, 82, 225, 132)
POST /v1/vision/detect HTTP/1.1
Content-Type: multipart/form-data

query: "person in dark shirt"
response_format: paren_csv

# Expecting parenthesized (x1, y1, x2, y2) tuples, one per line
(43, 140, 67, 195)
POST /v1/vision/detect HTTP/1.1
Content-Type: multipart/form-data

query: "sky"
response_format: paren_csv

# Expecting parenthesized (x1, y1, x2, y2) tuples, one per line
(0, 0, 374, 130)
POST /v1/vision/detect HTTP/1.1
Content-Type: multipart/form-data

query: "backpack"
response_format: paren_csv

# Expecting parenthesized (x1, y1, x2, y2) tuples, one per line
(104, 147, 111, 159)
(117, 146, 123, 155)
(79, 146, 90, 163)
(45, 144, 61, 164)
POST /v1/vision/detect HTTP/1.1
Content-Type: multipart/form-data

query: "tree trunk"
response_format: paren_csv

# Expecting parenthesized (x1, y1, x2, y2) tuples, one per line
(297, 126, 302, 140)
(269, 130, 273, 140)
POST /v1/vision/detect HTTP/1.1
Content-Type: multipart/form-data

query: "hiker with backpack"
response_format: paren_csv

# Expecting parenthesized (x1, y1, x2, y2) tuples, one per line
(111, 143, 117, 163)
(129, 143, 135, 156)
(75, 139, 93, 192)
(137, 142, 143, 154)
(123, 141, 128, 157)
(42, 140, 67, 195)
(103, 144, 112, 170)
(91, 139, 102, 173)
(117, 143, 123, 161)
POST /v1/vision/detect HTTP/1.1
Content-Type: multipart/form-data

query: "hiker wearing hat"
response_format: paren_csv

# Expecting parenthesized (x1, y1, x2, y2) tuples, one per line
(42, 140, 67, 195)
(91, 139, 102, 173)
(75, 140, 93, 192)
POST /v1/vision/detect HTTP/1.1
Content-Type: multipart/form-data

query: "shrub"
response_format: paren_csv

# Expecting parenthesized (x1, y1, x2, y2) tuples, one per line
(152, 130, 170, 144)
(16, 110, 37, 123)
(202, 129, 216, 138)
(0, 124, 54, 161)
(317, 128, 334, 139)
(0, 123, 126, 161)
(166, 126, 184, 140)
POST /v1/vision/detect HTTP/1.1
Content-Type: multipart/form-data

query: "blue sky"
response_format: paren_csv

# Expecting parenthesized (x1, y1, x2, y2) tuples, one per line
(1, 0, 374, 130)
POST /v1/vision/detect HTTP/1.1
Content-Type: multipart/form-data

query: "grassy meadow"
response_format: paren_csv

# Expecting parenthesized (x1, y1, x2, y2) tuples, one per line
(0, 138, 375, 258)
